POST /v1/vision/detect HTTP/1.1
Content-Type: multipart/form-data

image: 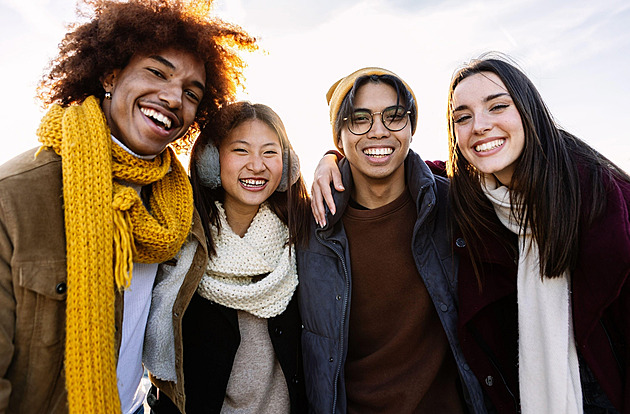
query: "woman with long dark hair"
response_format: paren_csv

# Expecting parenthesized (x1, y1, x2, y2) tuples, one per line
(447, 56, 629, 414)
(145, 101, 310, 413)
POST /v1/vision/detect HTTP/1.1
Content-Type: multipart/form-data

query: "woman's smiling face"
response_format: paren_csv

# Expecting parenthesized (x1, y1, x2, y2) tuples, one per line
(451, 71, 525, 186)
(219, 119, 283, 215)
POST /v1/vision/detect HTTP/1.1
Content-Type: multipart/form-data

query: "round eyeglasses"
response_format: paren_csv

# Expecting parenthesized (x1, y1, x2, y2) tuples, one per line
(343, 105, 411, 135)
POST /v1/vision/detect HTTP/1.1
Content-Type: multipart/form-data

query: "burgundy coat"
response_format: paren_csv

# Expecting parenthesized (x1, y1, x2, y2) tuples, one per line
(455, 168, 630, 413)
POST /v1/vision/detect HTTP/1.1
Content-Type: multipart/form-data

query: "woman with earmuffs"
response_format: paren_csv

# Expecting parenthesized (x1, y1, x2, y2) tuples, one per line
(143, 101, 310, 413)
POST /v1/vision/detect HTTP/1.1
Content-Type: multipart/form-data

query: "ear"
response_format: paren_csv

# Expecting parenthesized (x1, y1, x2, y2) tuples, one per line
(100, 70, 119, 93)
(336, 136, 345, 156)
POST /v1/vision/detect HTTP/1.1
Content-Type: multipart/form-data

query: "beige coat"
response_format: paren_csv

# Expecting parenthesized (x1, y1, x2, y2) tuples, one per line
(0, 148, 207, 413)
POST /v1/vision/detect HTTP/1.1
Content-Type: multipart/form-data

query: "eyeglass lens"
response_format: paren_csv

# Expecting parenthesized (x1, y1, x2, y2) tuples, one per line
(348, 105, 409, 135)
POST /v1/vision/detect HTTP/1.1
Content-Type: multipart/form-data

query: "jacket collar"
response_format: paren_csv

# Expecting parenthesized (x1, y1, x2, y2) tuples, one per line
(405, 150, 438, 227)
(317, 149, 436, 236)
(405, 150, 436, 201)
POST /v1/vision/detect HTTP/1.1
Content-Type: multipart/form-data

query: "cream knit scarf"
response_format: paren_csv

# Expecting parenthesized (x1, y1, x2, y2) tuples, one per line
(197, 202, 298, 318)
(36, 96, 193, 414)
(482, 176, 583, 414)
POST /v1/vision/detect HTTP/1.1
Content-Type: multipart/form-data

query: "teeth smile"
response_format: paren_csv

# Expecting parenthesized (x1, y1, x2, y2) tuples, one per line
(363, 147, 393, 157)
(475, 139, 505, 153)
(141, 107, 172, 130)
(240, 179, 267, 187)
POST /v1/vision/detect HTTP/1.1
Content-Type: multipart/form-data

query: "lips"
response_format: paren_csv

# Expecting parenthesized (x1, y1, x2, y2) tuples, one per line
(474, 138, 505, 153)
(363, 147, 393, 157)
(239, 178, 268, 188)
(140, 106, 174, 130)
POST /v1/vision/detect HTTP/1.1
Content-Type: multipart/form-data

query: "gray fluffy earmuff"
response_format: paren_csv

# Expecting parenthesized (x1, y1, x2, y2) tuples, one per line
(277, 147, 300, 192)
(196, 143, 222, 189)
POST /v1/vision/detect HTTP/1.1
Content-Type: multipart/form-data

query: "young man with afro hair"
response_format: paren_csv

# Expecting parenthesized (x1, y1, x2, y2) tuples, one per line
(0, 1, 255, 413)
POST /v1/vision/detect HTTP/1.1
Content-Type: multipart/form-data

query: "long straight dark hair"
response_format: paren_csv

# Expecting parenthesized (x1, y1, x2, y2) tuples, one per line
(190, 101, 311, 257)
(446, 55, 630, 282)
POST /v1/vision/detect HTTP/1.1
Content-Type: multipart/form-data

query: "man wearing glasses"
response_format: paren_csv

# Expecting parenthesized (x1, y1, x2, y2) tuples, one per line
(297, 68, 486, 413)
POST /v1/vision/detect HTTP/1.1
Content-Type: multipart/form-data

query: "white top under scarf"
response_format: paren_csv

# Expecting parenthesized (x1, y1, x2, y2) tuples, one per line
(112, 136, 158, 414)
(222, 310, 290, 414)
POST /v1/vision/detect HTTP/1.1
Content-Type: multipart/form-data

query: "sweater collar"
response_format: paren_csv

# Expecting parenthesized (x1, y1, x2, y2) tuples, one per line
(319, 149, 436, 234)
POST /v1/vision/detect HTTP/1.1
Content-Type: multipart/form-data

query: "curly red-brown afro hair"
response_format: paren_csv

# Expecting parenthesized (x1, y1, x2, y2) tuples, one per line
(37, 0, 257, 150)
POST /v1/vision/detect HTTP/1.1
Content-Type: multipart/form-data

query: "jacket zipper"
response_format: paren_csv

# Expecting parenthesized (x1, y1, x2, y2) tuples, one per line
(316, 231, 350, 414)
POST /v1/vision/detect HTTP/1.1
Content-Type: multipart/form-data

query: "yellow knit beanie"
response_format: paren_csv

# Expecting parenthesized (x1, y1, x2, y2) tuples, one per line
(325, 67, 418, 154)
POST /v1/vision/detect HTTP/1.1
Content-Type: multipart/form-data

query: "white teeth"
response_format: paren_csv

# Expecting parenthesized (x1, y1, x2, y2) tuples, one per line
(240, 179, 267, 187)
(363, 147, 393, 157)
(141, 107, 172, 129)
(475, 139, 505, 152)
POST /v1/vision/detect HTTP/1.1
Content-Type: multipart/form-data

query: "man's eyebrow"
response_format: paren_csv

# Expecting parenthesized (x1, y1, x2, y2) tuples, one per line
(453, 92, 511, 112)
(149, 55, 175, 69)
(192, 80, 206, 92)
(149, 55, 206, 91)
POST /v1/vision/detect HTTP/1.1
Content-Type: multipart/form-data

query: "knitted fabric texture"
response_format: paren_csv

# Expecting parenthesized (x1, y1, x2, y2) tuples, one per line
(36, 96, 193, 414)
(197, 202, 298, 318)
(325, 67, 418, 153)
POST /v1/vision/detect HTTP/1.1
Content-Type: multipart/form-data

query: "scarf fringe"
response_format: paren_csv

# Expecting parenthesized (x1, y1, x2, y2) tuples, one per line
(36, 96, 193, 413)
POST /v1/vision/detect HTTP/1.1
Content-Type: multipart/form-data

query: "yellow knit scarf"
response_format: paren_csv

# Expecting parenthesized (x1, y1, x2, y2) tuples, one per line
(36, 96, 193, 414)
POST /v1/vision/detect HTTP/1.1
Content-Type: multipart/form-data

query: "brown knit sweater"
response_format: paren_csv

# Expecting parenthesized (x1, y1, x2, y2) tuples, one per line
(342, 188, 465, 413)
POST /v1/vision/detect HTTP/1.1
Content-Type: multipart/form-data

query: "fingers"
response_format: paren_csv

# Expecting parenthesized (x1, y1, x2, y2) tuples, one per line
(331, 163, 344, 192)
(311, 154, 344, 227)
(311, 178, 326, 227)
(321, 181, 335, 216)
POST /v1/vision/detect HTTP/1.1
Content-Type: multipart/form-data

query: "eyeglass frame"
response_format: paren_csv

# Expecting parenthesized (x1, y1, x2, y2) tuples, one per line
(342, 105, 412, 136)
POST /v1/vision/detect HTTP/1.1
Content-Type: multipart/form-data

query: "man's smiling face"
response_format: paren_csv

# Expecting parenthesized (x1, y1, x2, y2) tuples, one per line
(101, 48, 206, 156)
(338, 81, 411, 187)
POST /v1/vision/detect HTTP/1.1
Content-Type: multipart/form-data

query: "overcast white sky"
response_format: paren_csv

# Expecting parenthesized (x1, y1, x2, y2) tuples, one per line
(1, 0, 629, 185)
